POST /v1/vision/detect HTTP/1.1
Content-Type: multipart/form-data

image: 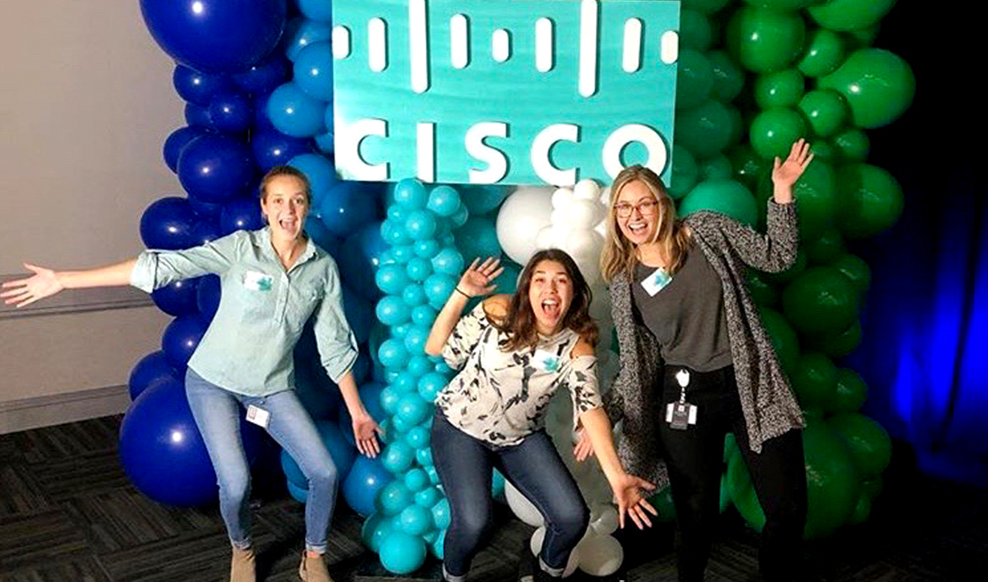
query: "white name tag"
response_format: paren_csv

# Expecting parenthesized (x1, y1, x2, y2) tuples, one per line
(243, 270, 273, 292)
(246, 404, 270, 428)
(532, 349, 561, 373)
(640, 267, 672, 296)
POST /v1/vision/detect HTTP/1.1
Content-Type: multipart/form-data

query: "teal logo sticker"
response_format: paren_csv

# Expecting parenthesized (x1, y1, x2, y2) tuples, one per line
(332, 0, 680, 186)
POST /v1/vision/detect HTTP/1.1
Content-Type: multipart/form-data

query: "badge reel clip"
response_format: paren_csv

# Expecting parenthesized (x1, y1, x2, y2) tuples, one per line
(665, 369, 698, 430)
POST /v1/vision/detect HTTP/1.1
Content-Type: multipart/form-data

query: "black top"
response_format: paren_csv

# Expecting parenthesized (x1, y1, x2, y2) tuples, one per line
(632, 242, 733, 372)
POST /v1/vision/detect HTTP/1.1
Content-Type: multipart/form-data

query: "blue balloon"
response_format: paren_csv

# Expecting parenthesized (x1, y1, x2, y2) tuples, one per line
(251, 130, 312, 173)
(289, 153, 338, 207)
(196, 274, 222, 321)
(267, 82, 326, 137)
(427, 186, 462, 217)
(314, 130, 335, 154)
(337, 223, 387, 299)
(281, 420, 357, 491)
(294, 42, 334, 102)
(164, 126, 211, 173)
(460, 184, 509, 215)
(178, 134, 256, 204)
(162, 314, 209, 370)
(208, 89, 253, 133)
(304, 215, 340, 254)
(342, 455, 394, 516)
(359, 382, 387, 422)
(139, 0, 287, 73)
(184, 102, 214, 128)
(140, 197, 197, 250)
(297, 0, 334, 23)
(128, 350, 179, 401)
(152, 277, 201, 316)
(454, 217, 501, 266)
(173, 65, 229, 106)
(251, 92, 277, 132)
(281, 17, 332, 62)
(320, 181, 380, 238)
(220, 197, 264, 235)
(231, 56, 289, 94)
(424, 274, 457, 309)
(341, 286, 373, 345)
(287, 478, 309, 504)
(190, 218, 223, 246)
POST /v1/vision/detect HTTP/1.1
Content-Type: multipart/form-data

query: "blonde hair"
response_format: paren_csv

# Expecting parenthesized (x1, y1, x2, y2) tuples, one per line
(600, 165, 691, 282)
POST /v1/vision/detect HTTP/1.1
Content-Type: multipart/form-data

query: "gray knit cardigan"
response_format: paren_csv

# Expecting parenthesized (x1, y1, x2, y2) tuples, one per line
(603, 200, 806, 488)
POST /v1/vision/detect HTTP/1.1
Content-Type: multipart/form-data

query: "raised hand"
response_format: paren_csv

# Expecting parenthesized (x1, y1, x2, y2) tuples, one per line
(611, 472, 658, 530)
(351, 412, 384, 458)
(772, 138, 814, 190)
(1, 264, 63, 308)
(457, 257, 504, 298)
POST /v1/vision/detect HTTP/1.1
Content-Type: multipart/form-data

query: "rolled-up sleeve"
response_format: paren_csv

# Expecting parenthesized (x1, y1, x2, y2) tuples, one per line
(441, 302, 491, 370)
(129, 232, 242, 293)
(313, 258, 359, 383)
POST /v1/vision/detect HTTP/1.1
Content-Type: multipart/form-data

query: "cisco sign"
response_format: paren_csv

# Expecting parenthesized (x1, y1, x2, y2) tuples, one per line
(332, 0, 680, 186)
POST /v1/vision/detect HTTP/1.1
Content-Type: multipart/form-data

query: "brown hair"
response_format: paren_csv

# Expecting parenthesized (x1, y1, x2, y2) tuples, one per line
(493, 249, 598, 352)
(600, 165, 691, 282)
(260, 165, 312, 204)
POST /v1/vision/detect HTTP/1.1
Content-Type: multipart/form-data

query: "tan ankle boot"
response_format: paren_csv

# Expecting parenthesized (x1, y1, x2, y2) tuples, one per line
(298, 551, 334, 582)
(230, 546, 256, 582)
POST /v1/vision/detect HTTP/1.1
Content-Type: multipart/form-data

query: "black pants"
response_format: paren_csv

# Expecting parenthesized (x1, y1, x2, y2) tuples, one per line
(659, 365, 807, 582)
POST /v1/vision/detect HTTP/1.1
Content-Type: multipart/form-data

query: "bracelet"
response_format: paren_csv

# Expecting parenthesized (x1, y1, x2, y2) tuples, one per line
(454, 287, 472, 298)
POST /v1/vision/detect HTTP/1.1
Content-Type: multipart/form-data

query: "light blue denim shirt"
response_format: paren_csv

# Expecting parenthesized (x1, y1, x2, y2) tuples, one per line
(131, 228, 358, 397)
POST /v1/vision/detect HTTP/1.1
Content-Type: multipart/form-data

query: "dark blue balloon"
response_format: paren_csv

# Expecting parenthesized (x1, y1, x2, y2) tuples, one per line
(164, 126, 211, 173)
(232, 56, 289, 94)
(190, 218, 223, 246)
(359, 382, 387, 422)
(196, 274, 222, 322)
(319, 181, 381, 239)
(266, 81, 326, 138)
(140, 197, 198, 250)
(140, 0, 288, 73)
(293, 41, 334, 102)
(188, 196, 223, 219)
(178, 134, 256, 204)
(351, 350, 372, 386)
(252, 92, 277, 133)
(251, 130, 312, 172)
(337, 222, 387, 300)
(304, 215, 341, 255)
(161, 314, 209, 370)
(128, 350, 179, 401)
(281, 17, 332, 62)
(342, 455, 394, 517)
(220, 197, 264, 235)
(173, 65, 229, 106)
(208, 89, 253, 133)
(184, 102, 214, 128)
(341, 285, 373, 345)
(152, 278, 201, 317)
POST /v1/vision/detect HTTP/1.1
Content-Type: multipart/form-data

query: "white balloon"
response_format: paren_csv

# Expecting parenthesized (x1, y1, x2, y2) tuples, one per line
(573, 179, 602, 201)
(530, 527, 582, 577)
(565, 199, 603, 229)
(552, 187, 574, 210)
(599, 185, 612, 206)
(565, 229, 602, 259)
(505, 481, 545, 527)
(550, 207, 570, 228)
(590, 506, 619, 536)
(496, 186, 554, 265)
(577, 533, 624, 576)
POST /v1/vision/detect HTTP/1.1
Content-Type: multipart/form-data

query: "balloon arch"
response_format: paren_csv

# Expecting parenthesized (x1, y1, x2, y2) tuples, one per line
(122, 0, 909, 576)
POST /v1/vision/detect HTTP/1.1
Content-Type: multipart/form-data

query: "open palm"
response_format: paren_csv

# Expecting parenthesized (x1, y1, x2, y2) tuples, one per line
(0, 264, 63, 308)
(772, 138, 814, 189)
(458, 257, 503, 297)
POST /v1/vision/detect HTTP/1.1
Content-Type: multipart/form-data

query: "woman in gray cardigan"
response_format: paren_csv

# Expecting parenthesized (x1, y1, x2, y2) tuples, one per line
(578, 139, 814, 582)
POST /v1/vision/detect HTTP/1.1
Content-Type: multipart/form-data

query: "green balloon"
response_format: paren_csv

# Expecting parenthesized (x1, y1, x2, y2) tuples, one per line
(798, 29, 846, 78)
(861, 474, 883, 500)
(676, 99, 735, 159)
(719, 472, 732, 514)
(806, 140, 837, 163)
(679, 179, 758, 227)
(831, 253, 871, 294)
(724, 432, 739, 463)
(830, 128, 870, 162)
(647, 485, 677, 523)
(681, 0, 733, 15)
(847, 491, 872, 525)
(763, 248, 808, 286)
(801, 420, 861, 539)
(830, 367, 869, 414)
(782, 266, 860, 336)
(708, 51, 746, 103)
(808, 0, 898, 32)
(758, 306, 801, 375)
(680, 9, 714, 51)
(798, 89, 849, 138)
(845, 24, 881, 49)
(749, 270, 780, 307)
(728, 144, 769, 191)
(790, 351, 838, 412)
(827, 413, 892, 479)
(727, 7, 807, 74)
(743, 0, 826, 9)
(819, 49, 915, 129)
(750, 108, 809, 161)
(727, 447, 766, 532)
(726, 105, 745, 149)
(669, 144, 699, 200)
(755, 158, 838, 241)
(811, 319, 863, 358)
(754, 69, 806, 109)
(677, 49, 716, 110)
(837, 163, 904, 238)
(804, 227, 846, 265)
(698, 154, 733, 181)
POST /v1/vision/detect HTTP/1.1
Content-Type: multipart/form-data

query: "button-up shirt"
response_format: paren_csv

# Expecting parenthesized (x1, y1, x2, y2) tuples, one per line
(131, 228, 358, 397)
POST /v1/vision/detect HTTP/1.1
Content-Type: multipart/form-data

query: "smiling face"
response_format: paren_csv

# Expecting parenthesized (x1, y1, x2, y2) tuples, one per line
(260, 175, 310, 241)
(614, 179, 661, 247)
(527, 259, 573, 336)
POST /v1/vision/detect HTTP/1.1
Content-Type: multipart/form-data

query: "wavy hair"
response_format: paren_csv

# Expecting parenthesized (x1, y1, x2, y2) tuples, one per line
(600, 165, 691, 282)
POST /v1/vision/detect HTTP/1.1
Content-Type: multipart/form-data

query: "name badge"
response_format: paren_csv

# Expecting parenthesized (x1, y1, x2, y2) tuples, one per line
(532, 349, 561, 373)
(243, 270, 273, 292)
(246, 404, 271, 429)
(640, 267, 672, 297)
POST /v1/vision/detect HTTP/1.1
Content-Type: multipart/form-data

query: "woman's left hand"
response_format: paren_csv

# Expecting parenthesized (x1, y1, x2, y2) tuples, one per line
(351, 412, 383, 458)
(611, 472, 658, 529)
(771, 138, 814, 190)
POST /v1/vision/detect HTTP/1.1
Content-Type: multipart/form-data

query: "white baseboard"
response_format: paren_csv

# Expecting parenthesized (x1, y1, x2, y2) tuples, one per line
(0, 385, 131, 434)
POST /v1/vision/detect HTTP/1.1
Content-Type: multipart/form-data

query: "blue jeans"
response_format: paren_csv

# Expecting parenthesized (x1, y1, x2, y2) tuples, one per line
(431, 411, 589, 579)
(185, 369, 339, 553)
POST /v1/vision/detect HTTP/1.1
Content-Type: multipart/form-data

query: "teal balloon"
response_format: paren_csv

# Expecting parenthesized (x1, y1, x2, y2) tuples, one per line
(404, 210, 438, 241)
(808, 0, 899, 32)
(789, 352, 838, 412)
(376, 296, 410, 326)
(782, 267, 859, 337)
(431, 498, 451, 530)
(459, 185, 507, 216)
(830, 368, 869, 414)
(427, 185, 462, 217)
(669, 144, 699, 200)
(404, 425, 431, 450)
(380, 532, 427, 574)
(490, 260, 521, 294)
(398, 503, 433, 536)
(414, 239, 441, 259)
(492, 470, 506, 498)
(403, 285, 427, 307)
(394, 179, 429, 209)
(675, 100, 734, 159)
(798, 90, 849, 138)
(362, 512, 396, 553)
(415, 485, 442, 508)
(677, 50, 715, 110)
(708, 51, 745, 103)
(405, 257, 433, 282)
(680, 9, 713, 51)
(378, 338, 410, 369)
(396, 394, 430, 426)
(798, 29, 846, 78)
(376, 265, 411, 295)
(403, 468, 430, 492)
(417, 372, 447, 402)
(678, 179, 758, 227)
(453, 217, 501, 266)
(758, 307, 800, 375)
(431, 247, 465, 276)
(424, 273, 457, 309)
(754, 69, 805, 109)
(836, 163, 904, 239)
(749, 108, 808, 161)
(430, 530, 445, 559)
(819, 49, 915, 129)
(727, 7, 806, 74)
(376, 481, 413, 516)
(382, 441, 415, 474)
(827, 413, 892, 479)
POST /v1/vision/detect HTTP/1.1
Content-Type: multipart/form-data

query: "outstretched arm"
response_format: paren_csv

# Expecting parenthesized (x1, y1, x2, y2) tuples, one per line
(1, 259, 137, 308)
(771, 138, 814, 204)
(424, 256, 503, 356)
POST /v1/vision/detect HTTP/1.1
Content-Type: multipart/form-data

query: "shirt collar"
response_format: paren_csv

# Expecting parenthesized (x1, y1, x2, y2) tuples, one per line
(256, 227, 319, 269)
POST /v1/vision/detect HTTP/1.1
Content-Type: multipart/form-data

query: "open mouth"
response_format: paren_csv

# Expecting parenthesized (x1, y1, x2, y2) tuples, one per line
(278, 217, 298, 231)
(627, 220, 649, 235)
(540, 297, 561, 320)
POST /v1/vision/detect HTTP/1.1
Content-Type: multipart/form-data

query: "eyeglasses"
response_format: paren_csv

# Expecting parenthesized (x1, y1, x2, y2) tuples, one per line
(614, 199, 658, 218)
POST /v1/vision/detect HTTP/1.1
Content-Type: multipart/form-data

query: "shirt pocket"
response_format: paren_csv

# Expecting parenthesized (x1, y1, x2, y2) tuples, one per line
(236, 268, 276, 325)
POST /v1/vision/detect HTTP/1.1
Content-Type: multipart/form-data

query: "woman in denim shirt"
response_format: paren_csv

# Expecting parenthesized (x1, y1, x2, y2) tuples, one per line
(2, 166, 380, 582)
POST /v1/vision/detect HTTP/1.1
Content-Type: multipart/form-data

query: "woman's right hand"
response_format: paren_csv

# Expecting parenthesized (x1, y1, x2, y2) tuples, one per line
(458, 257, 503, 298)
(1, 264, 63, 308)
(573, 428, 596, 461)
